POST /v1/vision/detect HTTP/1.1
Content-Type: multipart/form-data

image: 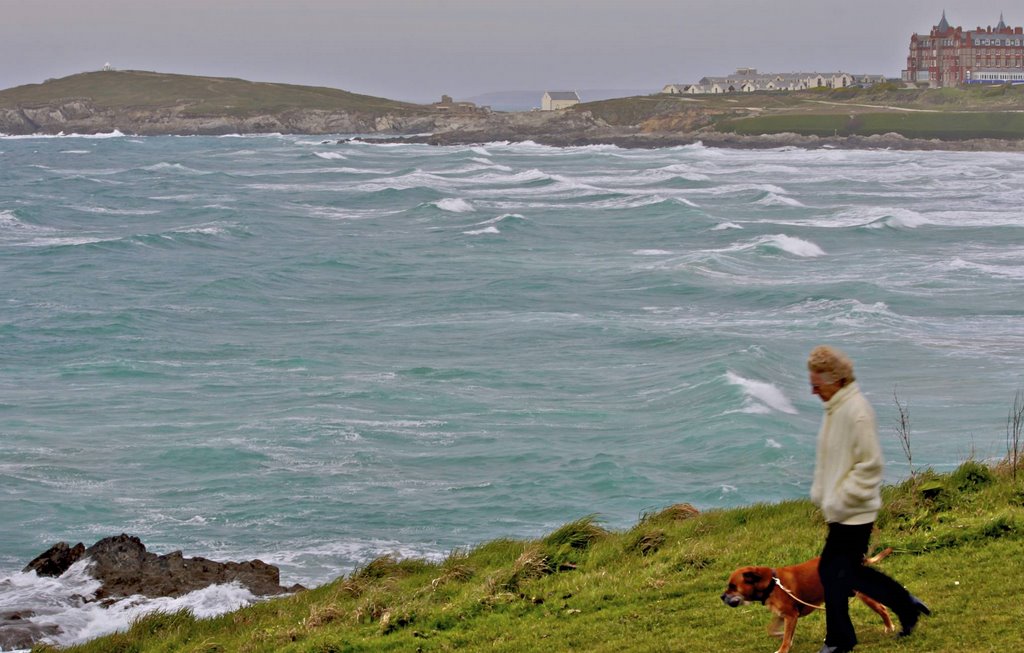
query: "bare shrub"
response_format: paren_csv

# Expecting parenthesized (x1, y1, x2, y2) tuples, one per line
(1008, 390, 1024, 481)
(893, 386, 914, 477)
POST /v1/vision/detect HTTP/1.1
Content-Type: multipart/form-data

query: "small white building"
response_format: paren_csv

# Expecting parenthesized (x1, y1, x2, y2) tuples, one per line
(541, 91, 580, 110)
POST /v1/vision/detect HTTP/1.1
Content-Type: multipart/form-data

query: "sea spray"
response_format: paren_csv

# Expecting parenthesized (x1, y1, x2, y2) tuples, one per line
(2, 135, 1023, 643)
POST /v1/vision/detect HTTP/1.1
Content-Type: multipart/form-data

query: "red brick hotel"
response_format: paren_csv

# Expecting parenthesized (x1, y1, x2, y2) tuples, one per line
(903, 12, 1024, 86)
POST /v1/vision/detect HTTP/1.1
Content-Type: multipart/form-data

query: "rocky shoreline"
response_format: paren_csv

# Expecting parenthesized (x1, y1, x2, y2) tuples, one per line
(355, 127, 1024, 153)
(5, 97, 1024, 152)
(1, 535, 303, 650)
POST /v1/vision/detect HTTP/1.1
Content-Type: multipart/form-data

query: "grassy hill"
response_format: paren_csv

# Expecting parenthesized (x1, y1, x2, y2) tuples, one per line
(578, 84, 1024, 140)
(38, 458, 1024, 652)
(0, 70, 422, 117)
(6, 73, 1024, 143)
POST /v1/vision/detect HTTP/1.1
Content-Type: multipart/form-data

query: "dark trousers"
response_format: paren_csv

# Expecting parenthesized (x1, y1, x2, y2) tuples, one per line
(819, 522, 915, 649)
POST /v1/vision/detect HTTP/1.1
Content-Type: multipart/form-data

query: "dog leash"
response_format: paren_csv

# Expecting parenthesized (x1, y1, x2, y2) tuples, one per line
(772, 576, 825, 611)
(771, 548, 892, 611)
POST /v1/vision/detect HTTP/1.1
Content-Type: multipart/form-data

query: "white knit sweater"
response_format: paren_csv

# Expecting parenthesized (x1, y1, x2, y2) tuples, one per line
(810, 382, 884, 525)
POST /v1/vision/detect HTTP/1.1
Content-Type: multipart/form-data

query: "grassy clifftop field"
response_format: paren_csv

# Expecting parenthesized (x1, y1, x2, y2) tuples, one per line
(5, 72, 1024, 144)
(40, 458, 1024, 652)
(0, 70, 420, 116)
(580, 84, 1024, 142)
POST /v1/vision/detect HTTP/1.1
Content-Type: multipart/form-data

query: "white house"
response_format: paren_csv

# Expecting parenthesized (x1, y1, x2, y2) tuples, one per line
(665, 69, 871, 95)
(541, 91, 580, 110)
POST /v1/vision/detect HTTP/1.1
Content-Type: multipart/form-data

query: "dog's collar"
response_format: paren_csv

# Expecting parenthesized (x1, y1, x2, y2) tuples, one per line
(754, 569, 778, 604)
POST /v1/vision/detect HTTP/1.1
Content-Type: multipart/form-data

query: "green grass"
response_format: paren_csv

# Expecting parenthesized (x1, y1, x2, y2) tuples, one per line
(0, 70, 421, 117)
(717, 111, 1024, 140)
(34, 459, 1024, 653)
(583, 85, 1024, 140)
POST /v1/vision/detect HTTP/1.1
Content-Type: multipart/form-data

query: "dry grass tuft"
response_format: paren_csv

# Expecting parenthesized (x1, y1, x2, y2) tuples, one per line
(640, 503, 700, 526)
(627, 528, 667, 556)
(350, 555, 401, 581)
(543, 515, 610, 551)
(304, 604, 344, 629)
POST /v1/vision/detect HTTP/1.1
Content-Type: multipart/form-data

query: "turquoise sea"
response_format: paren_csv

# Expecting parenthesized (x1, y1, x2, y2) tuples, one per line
(1, 133, 1023, 645)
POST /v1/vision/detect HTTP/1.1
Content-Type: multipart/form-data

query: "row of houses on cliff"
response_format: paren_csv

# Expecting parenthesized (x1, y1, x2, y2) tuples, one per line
(661, 69, 885, 96)
(663, 12, 1024, 96)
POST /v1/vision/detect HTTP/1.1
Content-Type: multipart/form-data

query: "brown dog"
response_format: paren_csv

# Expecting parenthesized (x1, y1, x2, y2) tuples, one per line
(720, 549, 895, 653)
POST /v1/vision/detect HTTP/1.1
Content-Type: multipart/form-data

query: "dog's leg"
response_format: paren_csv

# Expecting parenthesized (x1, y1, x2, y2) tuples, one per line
(766, 614, 784, 638)
(774, 615, 798, 653)
(855, 592, 896, 632)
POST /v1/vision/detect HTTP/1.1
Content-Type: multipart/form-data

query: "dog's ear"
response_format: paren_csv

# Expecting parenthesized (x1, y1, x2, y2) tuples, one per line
(742, 570, 763, 585)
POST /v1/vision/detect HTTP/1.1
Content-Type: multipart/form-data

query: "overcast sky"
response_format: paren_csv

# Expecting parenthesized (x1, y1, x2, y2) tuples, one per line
(1, 1, 1019, 102)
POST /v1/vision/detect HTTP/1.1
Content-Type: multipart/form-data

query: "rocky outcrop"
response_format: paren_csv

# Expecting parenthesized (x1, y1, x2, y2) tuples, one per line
(7, 93, 1024, 152)
(0, 610, 59, 652)
(0, 93, 614, 138)
(0, 100, 447, 136)
(23, 541, 85, 577)
(4, 535, 303, 649)
(24, 534, 303, 599)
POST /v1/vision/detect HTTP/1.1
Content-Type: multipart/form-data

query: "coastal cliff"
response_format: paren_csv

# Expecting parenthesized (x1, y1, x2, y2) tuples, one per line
(5, 70, 1024, 152)
(0, 70, 442, 136)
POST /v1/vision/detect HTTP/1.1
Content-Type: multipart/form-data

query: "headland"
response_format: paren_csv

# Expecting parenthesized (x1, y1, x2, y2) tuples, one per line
(5, 71, 1024, 152)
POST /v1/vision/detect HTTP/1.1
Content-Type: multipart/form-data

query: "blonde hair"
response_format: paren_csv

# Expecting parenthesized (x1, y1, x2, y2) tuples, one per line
(807, 345, 856, 385)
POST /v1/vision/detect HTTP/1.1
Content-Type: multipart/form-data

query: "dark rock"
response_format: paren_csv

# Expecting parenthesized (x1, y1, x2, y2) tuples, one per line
(23, 541, 86, 577)
(0, 610, 59, 651)
(82, 534, 300, 600)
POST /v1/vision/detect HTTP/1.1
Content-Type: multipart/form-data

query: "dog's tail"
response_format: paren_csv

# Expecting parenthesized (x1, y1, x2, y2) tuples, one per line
(864, 547, 893, 565)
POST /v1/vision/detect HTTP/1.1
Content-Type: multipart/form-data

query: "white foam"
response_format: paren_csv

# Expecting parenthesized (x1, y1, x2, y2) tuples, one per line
(0, 210, 33, 231)
(712, 222, 743, 231)
(584, 195, 673, 210)
(462, 213, 524, 235)
(0, 130, 125, 140)
(463, 226, 500, 235)
(790, 298, 895, 320)
(755, 192, 805, 207)
(946, 257, 1024, 280)
(717, 234, 825, 258)
(633, 249, 673, 256)
(0, 561, 260, 649)
(691, 182, 791, 197)
(434, 198, 475, 213)
(760, 235, 825, 257)
(654, 163, 712, 181)
(171, 223, 232, 237)
(469, 157, 513, 171)
(474, 168, 553, 185)
(765, 206, 933, 229)
(726, 371, 798, 415)
(75, 207, 160, 216)
(18, 236, 110, 248)
(142, 162, 204, 174)
(865, 209, 931, 229)
(314, 151, 347, 160)
(47, 584, 256, 647)
(924, 209, 1024, 228)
